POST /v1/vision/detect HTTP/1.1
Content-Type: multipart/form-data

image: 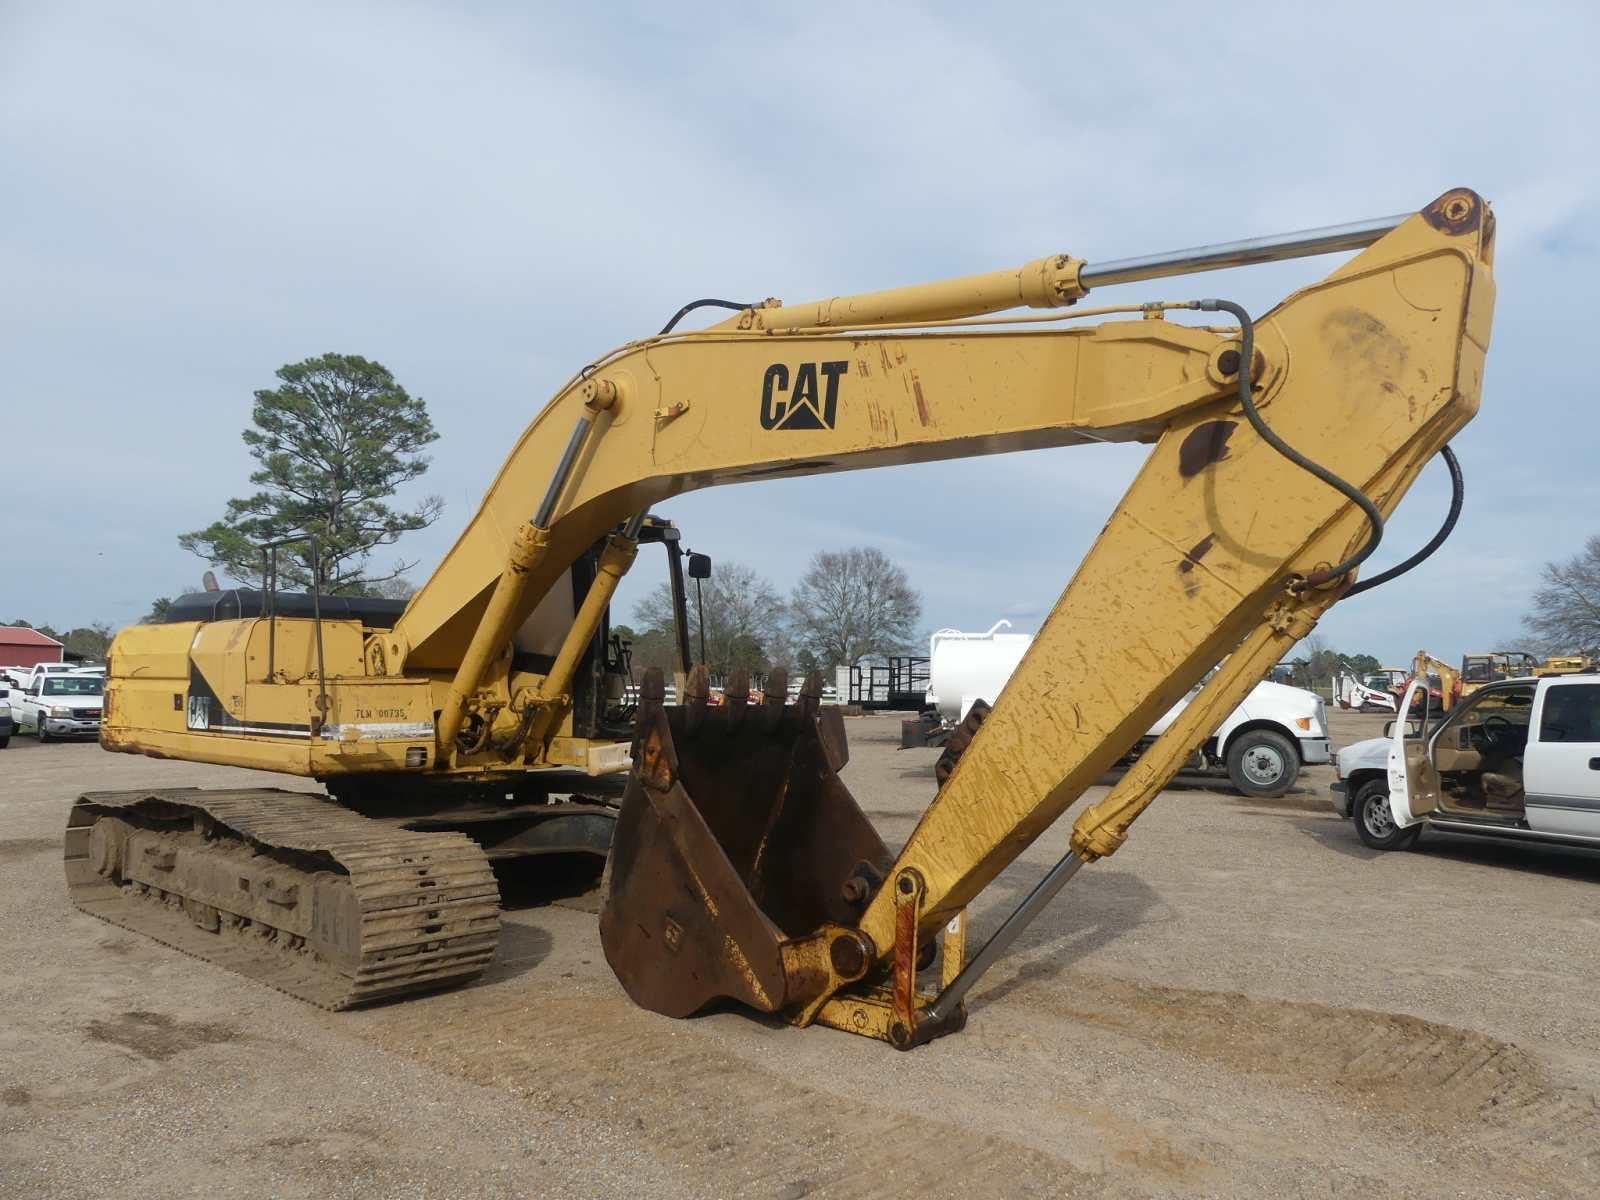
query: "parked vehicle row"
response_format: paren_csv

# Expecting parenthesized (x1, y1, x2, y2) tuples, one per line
(0, 665, 105, 745)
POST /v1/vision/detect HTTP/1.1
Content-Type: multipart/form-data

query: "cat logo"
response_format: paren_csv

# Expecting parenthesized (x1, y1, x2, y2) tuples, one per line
(760, 361, 848, 431)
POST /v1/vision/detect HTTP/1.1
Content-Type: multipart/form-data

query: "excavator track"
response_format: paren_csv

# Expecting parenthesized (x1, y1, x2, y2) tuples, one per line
(64, 787, 501, 1009)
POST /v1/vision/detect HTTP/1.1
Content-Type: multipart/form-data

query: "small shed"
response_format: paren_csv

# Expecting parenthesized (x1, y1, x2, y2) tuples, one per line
(0, 626, 65, 670)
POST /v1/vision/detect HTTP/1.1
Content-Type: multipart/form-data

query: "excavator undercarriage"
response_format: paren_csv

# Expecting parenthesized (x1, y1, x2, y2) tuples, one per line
(75, 188, 1497, 1044)
(66, 788, 500, 1007)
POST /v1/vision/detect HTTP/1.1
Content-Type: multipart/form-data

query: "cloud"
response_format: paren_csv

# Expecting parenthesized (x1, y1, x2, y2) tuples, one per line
(2, 1, 1597, 670)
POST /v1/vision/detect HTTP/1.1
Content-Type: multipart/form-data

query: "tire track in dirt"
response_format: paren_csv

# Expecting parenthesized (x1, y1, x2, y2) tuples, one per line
(999, 967, 1600, 1179)
(353, 986, 1148, 1200)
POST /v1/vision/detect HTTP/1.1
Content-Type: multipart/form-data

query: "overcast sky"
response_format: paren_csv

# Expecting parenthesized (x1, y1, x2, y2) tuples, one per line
(2, 2, 1596, 667)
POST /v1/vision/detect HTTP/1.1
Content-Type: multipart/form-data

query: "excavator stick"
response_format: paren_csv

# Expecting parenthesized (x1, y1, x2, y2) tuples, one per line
(601, 667, 896, 1020)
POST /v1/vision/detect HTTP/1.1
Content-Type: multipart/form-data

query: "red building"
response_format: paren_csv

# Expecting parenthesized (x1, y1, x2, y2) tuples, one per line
(0, 626, 64, 669)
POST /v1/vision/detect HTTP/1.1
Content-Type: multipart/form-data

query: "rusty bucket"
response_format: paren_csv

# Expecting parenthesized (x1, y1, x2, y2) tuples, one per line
(599, 667, 892, 1020)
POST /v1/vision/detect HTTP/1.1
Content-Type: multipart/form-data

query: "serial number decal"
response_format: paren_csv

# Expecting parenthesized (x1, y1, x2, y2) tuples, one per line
(355, 708, 410, 720)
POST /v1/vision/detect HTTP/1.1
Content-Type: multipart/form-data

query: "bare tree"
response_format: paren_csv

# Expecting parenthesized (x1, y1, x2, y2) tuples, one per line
(1524, 536, 1600, 653)
(369, 575, 420, 600)
(631, 560, 787, 676)
(789, 547, 921, 671)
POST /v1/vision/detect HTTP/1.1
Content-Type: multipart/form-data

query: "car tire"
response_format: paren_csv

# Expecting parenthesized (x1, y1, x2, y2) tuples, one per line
(1352, 778, 1421, 850)
(0, 735, 8, 749)
(1225, 729, 1300, 797)
(35, 715, 50, 743)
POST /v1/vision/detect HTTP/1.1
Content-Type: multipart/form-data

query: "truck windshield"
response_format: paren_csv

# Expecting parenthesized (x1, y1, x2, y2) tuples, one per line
(43, 677, 103, 696)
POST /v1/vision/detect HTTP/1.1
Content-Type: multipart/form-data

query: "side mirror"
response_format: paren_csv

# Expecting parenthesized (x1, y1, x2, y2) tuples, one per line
(687, 553, 712, 580)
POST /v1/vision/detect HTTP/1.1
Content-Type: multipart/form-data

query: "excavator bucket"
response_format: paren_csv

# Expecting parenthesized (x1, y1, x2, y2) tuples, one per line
(600, 667, 892, 1019)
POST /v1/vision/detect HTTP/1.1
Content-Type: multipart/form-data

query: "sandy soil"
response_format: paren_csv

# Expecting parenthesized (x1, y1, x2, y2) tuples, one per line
(5, 711, 1600, 1198)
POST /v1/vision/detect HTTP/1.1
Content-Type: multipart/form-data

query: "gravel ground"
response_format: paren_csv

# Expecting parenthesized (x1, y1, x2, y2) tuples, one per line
(4, 712, 1600, 1198)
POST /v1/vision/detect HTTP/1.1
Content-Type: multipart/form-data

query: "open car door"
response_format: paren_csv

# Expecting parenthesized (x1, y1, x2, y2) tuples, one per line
(1387, 680, 1443, 827)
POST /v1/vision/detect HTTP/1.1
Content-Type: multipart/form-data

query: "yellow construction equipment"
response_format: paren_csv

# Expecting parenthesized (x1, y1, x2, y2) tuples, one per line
(1411, 650, 1463, 713)
(1460, 650, 1591, 697)
(1535, 654, 1595, 675)
(76, 188, 1495, 1046)
(1459, 649, 1541, 696)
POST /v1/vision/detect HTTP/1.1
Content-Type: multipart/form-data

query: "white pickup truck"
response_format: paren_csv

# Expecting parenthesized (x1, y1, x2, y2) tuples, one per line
(9, 662, 100, 690)
(1332, 672, 1600, 852)
(928, 633, 1330, 797)
(11, 670, 105, 741)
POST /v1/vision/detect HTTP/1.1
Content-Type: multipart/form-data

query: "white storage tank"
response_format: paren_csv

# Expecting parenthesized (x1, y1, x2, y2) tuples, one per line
(925, 620, 1034, 722)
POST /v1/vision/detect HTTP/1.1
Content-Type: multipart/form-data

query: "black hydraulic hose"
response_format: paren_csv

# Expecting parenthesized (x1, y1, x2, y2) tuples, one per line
(1198, 298, 1384, 589)
(658, 298, 756, 335)
(1343, 444, 1463, 599)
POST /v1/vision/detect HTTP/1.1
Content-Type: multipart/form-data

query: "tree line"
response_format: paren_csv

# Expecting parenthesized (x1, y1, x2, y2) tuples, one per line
(617, 546, 922, 679)
(1283, 637, 1385, 694)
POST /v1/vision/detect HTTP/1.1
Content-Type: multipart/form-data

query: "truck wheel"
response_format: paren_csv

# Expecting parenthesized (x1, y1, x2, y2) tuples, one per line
(1225, 729, 1300, 797)
(0, 736, 9, 749)
(35, 716, 50, 743)
(1353, 778, 1421, 850)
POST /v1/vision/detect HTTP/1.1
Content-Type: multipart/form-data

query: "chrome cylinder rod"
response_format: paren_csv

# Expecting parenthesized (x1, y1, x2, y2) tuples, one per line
(1081, 213, 1407, 290)
(922, 849, 1088, 1024)
(533, 414, 596, 528)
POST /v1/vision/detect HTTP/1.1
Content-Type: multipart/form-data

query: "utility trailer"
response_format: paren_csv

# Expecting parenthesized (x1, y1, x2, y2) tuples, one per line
(840, 657, 930, 711)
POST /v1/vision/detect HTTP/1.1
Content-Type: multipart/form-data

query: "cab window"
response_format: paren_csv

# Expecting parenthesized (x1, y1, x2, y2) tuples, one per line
(1538, 684, 1600, 744)
(1436, 685, 1535, 755)
(42, 676, 103, 697)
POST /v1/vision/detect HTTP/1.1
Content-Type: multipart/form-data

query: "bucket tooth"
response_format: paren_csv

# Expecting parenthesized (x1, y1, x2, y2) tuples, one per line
(760, 667, 788, 732)
(600, 670, 891, 1021)
(684, 664, 710, 736)
(798, 672, 822, 716)
(724, 668, 750, 732)
(638, 668, 667, 711)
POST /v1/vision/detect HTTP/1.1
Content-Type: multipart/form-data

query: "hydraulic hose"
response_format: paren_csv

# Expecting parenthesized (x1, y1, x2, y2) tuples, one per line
(658, 298, 756, 335)
(1198, 299, 1384, 589)
(1343, 444, 1463, 599)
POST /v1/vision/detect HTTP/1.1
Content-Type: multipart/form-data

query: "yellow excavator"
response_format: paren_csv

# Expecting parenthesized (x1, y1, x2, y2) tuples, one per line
(1410, 650, 1463, 714)
(1459, 650, 1592, 698)
(72, 188, 1495, 1048)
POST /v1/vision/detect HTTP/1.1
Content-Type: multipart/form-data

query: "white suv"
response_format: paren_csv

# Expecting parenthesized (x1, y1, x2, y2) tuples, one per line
(1331, 673, 1600, 851)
